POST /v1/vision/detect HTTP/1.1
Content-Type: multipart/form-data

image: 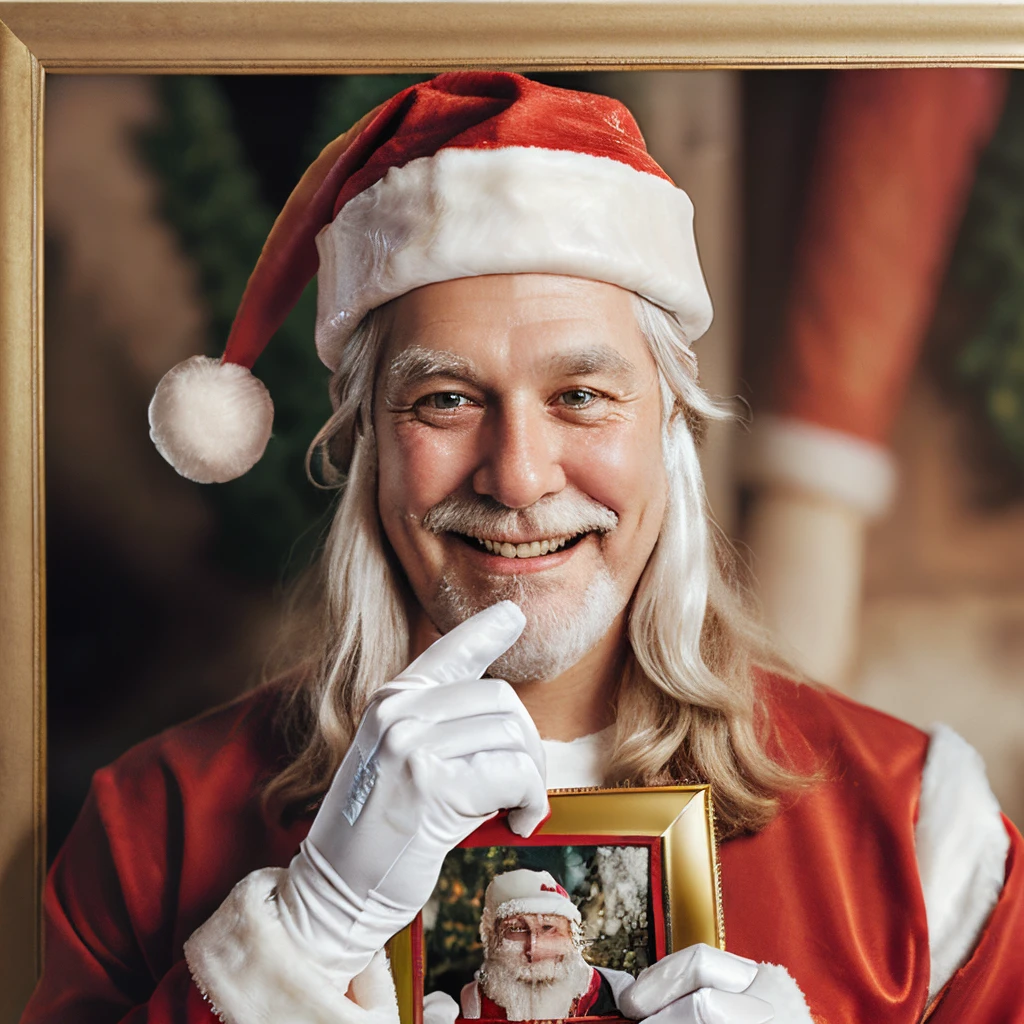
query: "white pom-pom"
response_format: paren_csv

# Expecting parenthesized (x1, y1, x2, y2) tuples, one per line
(148, 355, 274, 483)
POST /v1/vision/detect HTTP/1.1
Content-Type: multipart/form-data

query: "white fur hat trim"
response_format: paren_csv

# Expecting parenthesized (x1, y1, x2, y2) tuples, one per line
(494, 896, 582, 923)
(479, 869, 581, 943)
(148, 355, 274, 484)
(315, 146, 713, 370)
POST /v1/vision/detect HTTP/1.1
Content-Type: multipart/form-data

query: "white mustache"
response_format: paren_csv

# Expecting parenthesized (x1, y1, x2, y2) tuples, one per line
(421, 492, 619, 541)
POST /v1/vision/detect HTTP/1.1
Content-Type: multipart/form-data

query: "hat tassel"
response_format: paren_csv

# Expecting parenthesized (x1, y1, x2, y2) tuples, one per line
(148, 355, 274, 484)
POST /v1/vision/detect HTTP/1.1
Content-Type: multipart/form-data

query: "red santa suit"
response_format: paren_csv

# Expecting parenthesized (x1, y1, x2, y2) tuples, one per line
(54, 70, 1020, 1024)
(460, 966, 622, 1020)
(21, 673, 1024, 1024)
(452, 868, 629, 1021)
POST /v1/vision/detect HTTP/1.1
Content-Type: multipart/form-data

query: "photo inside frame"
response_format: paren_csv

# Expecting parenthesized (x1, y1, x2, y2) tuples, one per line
(421, 841, 663, 1022)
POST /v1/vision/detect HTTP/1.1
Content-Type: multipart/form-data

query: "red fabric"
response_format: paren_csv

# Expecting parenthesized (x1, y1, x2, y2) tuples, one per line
(22, 687, 307, 1024)
(22, 677, 1024, 1023)
(574, 965, 606, 1016)
(722, 678, 933, 1021)
(223, 72, 668, 373)
(540, 882, 570, 898)
(925, 818, 1024, 1023)
(775, 69, 1007, 443)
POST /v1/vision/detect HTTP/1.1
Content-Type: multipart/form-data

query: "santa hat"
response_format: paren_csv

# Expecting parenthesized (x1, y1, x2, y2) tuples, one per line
(479, 869, 581, 944)
(148, 72, 713, 484)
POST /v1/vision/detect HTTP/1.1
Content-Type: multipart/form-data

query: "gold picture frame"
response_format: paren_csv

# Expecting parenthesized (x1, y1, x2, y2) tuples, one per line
(1, 3, 1022, 1018)
(389, 786, 721, 1024)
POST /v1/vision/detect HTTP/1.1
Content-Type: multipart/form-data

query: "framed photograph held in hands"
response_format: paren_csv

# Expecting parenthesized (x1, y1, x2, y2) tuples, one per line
(390, 787, 721, 1024)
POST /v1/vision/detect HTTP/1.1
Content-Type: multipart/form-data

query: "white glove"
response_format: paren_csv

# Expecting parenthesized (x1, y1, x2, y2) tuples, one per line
(276, 601, 549, 983)
(618, 944, 813, 1024)
(423, 990, 461, 1024)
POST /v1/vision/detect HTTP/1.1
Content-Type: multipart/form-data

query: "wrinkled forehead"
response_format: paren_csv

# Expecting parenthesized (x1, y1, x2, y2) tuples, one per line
(375, 274, 655, 395)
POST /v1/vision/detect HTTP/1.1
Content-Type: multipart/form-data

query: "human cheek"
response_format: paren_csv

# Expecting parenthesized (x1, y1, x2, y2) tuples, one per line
(386, 420, 479, 513)
(564, 422, 662, 516)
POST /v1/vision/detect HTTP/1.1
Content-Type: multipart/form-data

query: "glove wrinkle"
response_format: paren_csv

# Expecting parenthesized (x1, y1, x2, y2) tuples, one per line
(190, 603, 546, 1008)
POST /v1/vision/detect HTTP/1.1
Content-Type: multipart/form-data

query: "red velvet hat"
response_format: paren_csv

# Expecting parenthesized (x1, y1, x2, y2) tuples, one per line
(149, 72, 713, 483)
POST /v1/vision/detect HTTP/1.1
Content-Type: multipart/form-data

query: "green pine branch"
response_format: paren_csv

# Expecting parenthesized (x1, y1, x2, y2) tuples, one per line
(951, 73, 1024, 473)
(137, 75, 420, 582)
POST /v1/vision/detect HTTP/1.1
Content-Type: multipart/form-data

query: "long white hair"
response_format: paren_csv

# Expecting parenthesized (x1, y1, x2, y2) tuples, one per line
(265, 293, 805, 836)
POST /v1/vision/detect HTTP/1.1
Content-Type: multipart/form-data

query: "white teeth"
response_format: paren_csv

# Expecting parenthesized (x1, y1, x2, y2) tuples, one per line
(472, 534, 580, 558)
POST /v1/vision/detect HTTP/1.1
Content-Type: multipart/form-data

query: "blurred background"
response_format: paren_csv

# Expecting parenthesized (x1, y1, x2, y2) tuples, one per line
(44, 70, 1024, 860)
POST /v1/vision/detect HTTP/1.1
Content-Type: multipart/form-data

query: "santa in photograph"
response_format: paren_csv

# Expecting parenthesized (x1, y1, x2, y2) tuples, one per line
(446, 868, 630, 1021)
(23, 72, 1024, 1024)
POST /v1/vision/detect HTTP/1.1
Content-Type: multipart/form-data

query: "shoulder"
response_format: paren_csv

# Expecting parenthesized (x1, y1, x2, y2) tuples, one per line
(752, 672, 1012, 1004)
(42, 680, 302, 990)
(460, 979, 481, 1018)
(755, 669, 930, 781)
(91, 680, 291, 816)
(915, 724, 1010, 1002)
(78, 680, 301, 932)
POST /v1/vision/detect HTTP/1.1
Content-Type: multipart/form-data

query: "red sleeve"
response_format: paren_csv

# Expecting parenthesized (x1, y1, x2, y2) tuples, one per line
(927, 816, 1024, 1023)
(21, 783, 218, 1024)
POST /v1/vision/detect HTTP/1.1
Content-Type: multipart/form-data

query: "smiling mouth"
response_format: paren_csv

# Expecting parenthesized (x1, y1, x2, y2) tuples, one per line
(453, 532, 589, 559)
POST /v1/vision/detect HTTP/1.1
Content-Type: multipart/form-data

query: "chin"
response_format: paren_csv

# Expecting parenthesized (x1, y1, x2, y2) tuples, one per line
(431, 567, 627, 683)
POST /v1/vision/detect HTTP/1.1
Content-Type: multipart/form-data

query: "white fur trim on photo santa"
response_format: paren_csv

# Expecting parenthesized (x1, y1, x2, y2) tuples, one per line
(915, 724, 1010, 1003)
(494, 895, 582, 922)
(741, 414, 898, 518)
(314, 146, 713, 369)
(183, 867, 401, 1024)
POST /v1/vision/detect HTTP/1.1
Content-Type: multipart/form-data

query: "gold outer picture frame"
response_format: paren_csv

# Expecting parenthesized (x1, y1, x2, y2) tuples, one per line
(2, 2, 1023, 1019)
(388, 787, 722, 1024)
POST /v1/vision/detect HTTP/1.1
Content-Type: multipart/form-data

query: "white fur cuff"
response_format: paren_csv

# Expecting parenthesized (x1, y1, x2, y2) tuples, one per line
(742, 414, 897, 518)
(745, 962, 814, 1023)
(916, 725, 1010, 1003)
(184, 867, 401, 1024)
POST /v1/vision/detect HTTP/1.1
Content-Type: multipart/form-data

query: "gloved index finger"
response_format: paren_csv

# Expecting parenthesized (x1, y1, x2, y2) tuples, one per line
(394, 601, 526, 687)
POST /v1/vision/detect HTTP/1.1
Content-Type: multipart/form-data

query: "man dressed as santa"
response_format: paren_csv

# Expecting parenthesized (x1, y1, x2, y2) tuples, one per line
(23, 72, 1024, 1024)
(446, 868, 630, 1021)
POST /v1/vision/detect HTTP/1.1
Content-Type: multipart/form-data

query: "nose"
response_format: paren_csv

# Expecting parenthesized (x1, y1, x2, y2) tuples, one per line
(472, 398, 566, 508)
(524, 932, 560, 963)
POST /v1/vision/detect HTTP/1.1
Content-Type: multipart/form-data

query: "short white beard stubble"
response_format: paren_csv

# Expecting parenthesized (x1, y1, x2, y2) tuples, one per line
(435, 569, 622, 684)
(423, 492, 626, 684)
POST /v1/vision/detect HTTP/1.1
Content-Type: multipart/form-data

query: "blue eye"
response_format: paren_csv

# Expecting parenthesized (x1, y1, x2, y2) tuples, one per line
(424, 393, 469, 409)
(560, 389, 596, 407)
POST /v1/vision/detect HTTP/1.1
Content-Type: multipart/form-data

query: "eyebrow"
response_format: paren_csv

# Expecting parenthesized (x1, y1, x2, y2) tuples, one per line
(382, 346, 482, 405)
(382, 342, 641, 405)
(544, 345, 640, 383)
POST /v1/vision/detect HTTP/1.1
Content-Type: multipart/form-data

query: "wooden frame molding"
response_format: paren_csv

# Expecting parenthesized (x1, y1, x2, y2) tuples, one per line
(3, 2, 1024, 72)
(2, 0, 1024, 1017)
(0, 16, 45, 1022)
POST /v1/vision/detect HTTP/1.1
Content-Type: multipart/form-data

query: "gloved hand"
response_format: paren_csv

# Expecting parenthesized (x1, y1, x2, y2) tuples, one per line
(617, 944, 813, 1024)
(423, 990, 461, 1024)
(276, 601, 549, 983)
